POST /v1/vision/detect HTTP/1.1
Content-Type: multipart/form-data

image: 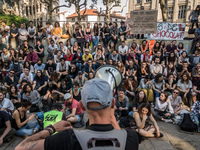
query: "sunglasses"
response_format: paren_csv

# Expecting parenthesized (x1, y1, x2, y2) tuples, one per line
(173, 92, 179, 94)
(10, 72, 15, 74)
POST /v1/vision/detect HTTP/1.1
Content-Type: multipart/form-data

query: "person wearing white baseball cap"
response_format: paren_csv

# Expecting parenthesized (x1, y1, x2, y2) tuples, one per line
(16, 78, 139, 150)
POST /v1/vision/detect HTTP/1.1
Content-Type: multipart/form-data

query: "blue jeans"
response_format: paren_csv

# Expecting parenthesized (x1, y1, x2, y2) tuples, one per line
(192, 112, 200, 125)
(154, 91, 160, 99)
(92, 36, 99, 47)
(15, 121, 40, 136)
(76, 63, 82, 71)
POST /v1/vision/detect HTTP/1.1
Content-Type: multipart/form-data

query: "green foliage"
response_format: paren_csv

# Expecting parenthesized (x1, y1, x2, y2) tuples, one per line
(0, 11, 29, 27)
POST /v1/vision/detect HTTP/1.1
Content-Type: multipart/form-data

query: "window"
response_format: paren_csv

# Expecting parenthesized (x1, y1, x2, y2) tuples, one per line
(178, 5, 186, 19)
(146, 0, 151, 2)
(36, 4, 38, 12)
(33, 5, 35, 15)
(137, 0, 140, 4)
(40, 4, 42, 12)
(29, 6, 32, 15)
(167, 7, 173, 20)
(26, 6, 28, 16)
(72, 18, 75, 21)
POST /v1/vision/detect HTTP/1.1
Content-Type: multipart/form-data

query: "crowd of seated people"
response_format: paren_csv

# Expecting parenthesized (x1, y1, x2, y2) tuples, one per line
(0, 20, 200, 146)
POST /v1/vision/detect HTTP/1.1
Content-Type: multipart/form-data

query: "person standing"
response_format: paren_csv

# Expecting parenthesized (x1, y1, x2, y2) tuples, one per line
(188, 5, 200, 29)
(0, 20, 10, 48)
(15, 78, 139, 150)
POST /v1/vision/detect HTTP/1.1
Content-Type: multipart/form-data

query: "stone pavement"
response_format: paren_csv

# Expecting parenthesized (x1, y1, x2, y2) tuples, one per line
(1, 116, 200, 150)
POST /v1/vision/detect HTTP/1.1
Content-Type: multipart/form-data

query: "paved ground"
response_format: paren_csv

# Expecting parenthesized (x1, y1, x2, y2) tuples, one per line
(2, 114, 200, 150)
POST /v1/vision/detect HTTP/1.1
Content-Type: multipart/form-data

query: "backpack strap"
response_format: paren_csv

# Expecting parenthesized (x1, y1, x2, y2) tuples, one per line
(73, 129, 127, 150)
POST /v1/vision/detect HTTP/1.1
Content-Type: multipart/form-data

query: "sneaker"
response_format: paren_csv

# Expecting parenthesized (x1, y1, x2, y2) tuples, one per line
(164, 119, 173, 123)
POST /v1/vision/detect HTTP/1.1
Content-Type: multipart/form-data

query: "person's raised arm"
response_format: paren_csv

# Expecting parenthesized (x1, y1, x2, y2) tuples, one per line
(15, 121, 72, 150)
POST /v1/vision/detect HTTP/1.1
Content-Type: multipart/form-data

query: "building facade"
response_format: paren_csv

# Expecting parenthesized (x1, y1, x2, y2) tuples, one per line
(128, 0, 200, 22)
(66, 9, 125, 28)
(18, 0, 59, 24)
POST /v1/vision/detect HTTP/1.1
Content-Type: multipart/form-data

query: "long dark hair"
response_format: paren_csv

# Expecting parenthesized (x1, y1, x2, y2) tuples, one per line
(134, 90, 148, 103)
(168, 52, 176, 62)
(35, 70, 44, 81)
(159, 92, 168, 102)
(155, 73, 163, 83)
(160, 40, 165, 48)
(103, 22, 109, 32)
(181, 72, 190, 84)
(23, 84, 33, 93)
(195, 5, 200, 14)
(138, 103, 152, 116)
(154, 41, 160, 50)
(93, 22, 99, 33)
(8, 84, 18, 96)
(4, 60, 10, 69)
(167, 62, 175, 74)
(50, 72, 59, 82)
(23, 61, 31, 70)
(21, 99, 32, 108)
(178, 42, 184, 49)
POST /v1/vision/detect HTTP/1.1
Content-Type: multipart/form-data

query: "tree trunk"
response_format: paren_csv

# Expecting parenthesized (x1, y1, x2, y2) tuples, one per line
(77, 6, 81, 22)
(106, 2, 110, 22)
(159, 0, 167, 21)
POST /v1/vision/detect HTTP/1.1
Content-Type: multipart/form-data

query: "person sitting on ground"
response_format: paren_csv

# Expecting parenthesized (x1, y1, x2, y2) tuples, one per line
(68, 61, 79, 79)
(34, 40, 44, 61)
(115, 88, 129, 119)
(132, 103, 163, 138)
(34, 58, 45, 73)
(72, 82, 81, 102)
(137, 75, 154, 104)
(74, 71, 88, 88)
(83, 59, 96, 77)
(19, 67, 34, 84)
(26, 47, 38, 65)
(4, 69, 18, 90)
(82, 48, 93, 65)
(151, 73, 166, 99)
(12, 99, 40, 136)
(0, 91, 14, 114)
(22, 84, 40, 112)
(169, 89, 186, 115)
(48, 40, 58, 57)
(0, 110, 16, 147)
(165, 73, 177, 94)
(43, 103, 66, 130)
(108, 50, 122, 65)
(56, 58, 69, 78)
(52, 22, 62, 44)
(132, 90, 148, 112)
(49, 72, 61, 92)
(6, 84, 21, 109)
(150, 57, 163, 77)
(191, 94, 200, 125)
(62, 93, 84, 124)
(153, 92, 174, 122)
(45, 57, 56, 79)
(58, 41, 67, 56)
(33, 70, 48, 96)
(42, 91, 60, 111)
(15, 78, 139, 150)
(177, 73, 193, 107)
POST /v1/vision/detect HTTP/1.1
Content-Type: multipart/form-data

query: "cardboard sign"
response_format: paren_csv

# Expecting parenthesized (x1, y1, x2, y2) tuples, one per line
(127, 10, 158, 34)
(150, 22, 186, 40)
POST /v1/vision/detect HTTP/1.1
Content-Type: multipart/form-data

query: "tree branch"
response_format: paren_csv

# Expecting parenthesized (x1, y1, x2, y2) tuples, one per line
(109, 4, 120, 11)
(51, 4, 71, 12)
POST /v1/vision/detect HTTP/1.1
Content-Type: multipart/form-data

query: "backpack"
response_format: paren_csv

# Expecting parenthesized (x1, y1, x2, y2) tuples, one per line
(179, 113, 198, 132)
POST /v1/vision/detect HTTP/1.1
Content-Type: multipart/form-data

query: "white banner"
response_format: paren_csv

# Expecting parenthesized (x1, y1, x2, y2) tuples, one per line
(150, 22, 186, 40)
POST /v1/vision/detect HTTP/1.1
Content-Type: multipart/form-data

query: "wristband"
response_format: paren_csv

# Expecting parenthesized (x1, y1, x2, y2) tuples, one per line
(46, 125, 56, 133)
(44, 128, 53, 136)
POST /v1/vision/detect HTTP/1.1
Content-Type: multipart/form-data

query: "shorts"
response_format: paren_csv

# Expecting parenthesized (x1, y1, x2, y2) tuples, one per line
(47, 34, 51, 38)
(66, 110, 83, 122)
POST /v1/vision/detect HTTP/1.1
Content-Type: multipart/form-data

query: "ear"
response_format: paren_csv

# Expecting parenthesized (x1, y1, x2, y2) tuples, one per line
(111, 98, 115, 109)
(79, 100, 86, 111)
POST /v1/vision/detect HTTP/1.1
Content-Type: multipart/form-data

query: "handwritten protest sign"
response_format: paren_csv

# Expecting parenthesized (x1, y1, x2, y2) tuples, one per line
(150, 22, 186, 40)
(126, 10, 157, 34)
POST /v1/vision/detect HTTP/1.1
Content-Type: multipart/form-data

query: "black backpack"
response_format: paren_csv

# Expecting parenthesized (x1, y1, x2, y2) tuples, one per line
(179, 113, 198, 132)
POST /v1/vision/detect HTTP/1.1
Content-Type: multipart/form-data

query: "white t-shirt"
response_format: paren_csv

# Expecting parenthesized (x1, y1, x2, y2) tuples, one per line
(177, 79, 192, 92)
(118, 45, 128, 54)
(0, 98, 14, 112)
(46, 25, 53, 34)
(1, 25, 10, 35)
(48, 44, 58, 51)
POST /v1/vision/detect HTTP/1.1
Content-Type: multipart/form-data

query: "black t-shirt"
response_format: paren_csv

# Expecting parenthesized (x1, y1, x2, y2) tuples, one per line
(4, 75, 18, 86)
(177, 66, 192, 73)
(194, 79, 200, 90)
(0, 111, 10, 128)
(126, 65, 138, 76)
(44, 124, 139, 150)
(34, 45, 44, 54)
(152, 56, 164, 64)
(165, 79, 177, 93)
(45, 63, 57, 75)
